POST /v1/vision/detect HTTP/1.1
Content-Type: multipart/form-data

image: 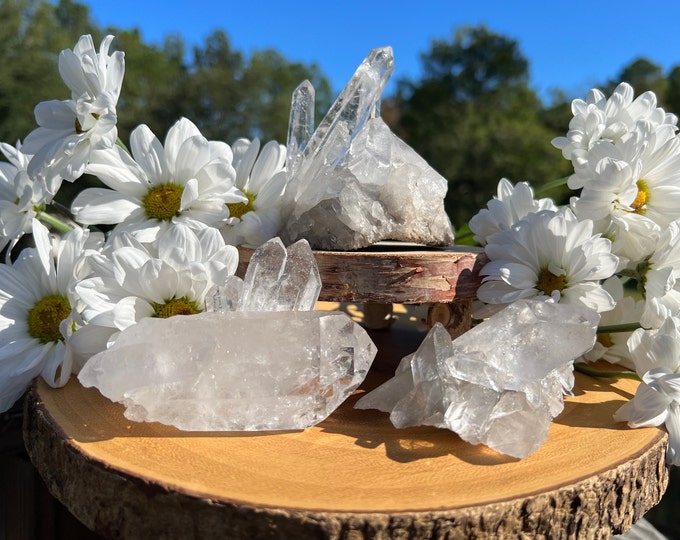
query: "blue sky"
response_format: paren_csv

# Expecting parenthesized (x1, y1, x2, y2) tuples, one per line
(86, 0, 680, 101)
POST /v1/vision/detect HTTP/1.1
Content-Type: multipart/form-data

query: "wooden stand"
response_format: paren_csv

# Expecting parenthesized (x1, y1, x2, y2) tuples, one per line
(238, 246, 488, 338)
(24, 371, 668, 540)
(22, 248, 670, 538)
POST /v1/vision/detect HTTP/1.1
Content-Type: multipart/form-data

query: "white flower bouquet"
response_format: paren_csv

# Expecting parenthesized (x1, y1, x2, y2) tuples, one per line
(465, 83, 680, 464)
(0, 35, 286, 411)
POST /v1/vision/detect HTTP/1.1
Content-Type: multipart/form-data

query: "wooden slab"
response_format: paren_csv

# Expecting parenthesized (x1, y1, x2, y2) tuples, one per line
(237, 246, 487, 304)
(24, 370, 668, 539)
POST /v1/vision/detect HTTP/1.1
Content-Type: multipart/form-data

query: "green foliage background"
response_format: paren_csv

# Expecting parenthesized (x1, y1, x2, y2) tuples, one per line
(5, 0, 680, 237)
(4, 1, 680, 235)
(0, 0, 333, 146)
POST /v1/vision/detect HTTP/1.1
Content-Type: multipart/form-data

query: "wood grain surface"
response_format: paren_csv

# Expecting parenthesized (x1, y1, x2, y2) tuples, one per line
(24, 367, 669, 539)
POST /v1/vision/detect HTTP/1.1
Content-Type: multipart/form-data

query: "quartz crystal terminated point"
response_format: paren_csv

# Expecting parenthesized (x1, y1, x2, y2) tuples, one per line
(275, 238, 323, 311)
(78, 311, 376, 431)
(290, 47, 394, 200)
(281, 47, 455, 250)
(287, 80, 315, 180)
(204, 275, 243, 313)
(204, 238, 321, 313)
(238, 237, 321, 312)
(356, 299, 600, 458)
(238, 237, 287, 311)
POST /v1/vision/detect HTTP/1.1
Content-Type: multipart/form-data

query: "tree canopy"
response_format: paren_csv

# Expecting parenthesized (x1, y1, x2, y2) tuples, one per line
(2, 1, 680, 230)
(392, 26, 573, 229)
(0, 0, 332, 146)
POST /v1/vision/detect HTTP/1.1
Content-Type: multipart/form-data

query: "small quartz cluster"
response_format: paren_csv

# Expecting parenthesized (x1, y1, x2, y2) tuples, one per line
(356, 300, 599, 458)
(78, 239, 376, 431)
(281, 47, 455, 250)
(206, 237, 322, 313)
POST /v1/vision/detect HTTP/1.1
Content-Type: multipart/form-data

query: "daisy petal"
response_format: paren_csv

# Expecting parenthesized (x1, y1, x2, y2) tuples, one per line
(72, 188, 141, 224)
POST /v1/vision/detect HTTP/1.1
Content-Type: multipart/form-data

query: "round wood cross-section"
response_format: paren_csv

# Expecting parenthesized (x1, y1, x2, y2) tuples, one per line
(24, 371, 668, 540)
(237, 246, 488, 304)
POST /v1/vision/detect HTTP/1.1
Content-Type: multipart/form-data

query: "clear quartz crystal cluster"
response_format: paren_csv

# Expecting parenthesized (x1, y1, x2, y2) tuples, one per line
(281, 47, 455, 250)
(78, 239, 377, 431)
(356, 300, 600, 458)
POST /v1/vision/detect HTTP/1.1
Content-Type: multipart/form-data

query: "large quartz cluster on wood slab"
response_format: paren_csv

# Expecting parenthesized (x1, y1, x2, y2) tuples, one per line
(78, 239, 376, 431)
(281, 47, 455, 250)
(355, 300, 599, 458)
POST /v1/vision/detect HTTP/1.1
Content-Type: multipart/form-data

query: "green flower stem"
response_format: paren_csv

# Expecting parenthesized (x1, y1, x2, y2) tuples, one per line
(574, 362, 641, 381)
(535, 175, 569, 197)
(116, 136, 130, 155)
(597, 323, 642, 334)
(36, 211, 75, 233)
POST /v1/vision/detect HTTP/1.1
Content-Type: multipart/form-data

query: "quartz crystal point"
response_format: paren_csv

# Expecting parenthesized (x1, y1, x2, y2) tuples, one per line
(239, 237, 288, 311)
(356, 299, 600, 458)
(207, 237, 321, 313)
(204, 275, 243, 312)
(289, 47, 393, 199)
(281, 47, 455, 250)
(240, 237, 321, 312)
(78, 311, 376, 431)
(286, 80, 315, 180)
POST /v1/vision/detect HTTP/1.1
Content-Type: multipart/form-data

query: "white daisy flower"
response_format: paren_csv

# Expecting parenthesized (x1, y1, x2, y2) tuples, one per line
(614, 317, 680, 465)
(636, 220, 680, 329)
(0, 219, 98, 412)
(569, 155, 660, 268)
(477, 208, 618, 313)
(579, 277, 643, 368)
(607, 211, 662, 270)
(0, 141, 54, 259)
(70, 223, 239, 364)
(571, 121, 680, 240)
(21, 34, 125, 190)
(71, 118, 242, 244)
(468, 178, 557, 246)
(552, 82, 678, 190)
(220, 138, 287, 248)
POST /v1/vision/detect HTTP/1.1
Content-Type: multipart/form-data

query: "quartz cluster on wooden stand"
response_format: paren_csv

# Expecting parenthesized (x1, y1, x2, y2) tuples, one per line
(280, 47, 455, 250)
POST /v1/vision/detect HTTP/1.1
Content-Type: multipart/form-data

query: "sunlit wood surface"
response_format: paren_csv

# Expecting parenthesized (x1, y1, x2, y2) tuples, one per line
(24, 357, 668, 539)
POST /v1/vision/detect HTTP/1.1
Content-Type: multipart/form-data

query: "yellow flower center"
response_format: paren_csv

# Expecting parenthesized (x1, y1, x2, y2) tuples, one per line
(26, 294, 71, 343)
(150, 296, 202, 318)
(227, 191, 256, 220)
(536, 268, 568, 296)
(630, 179, 650, 214)
(143, 184, 184, 221)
